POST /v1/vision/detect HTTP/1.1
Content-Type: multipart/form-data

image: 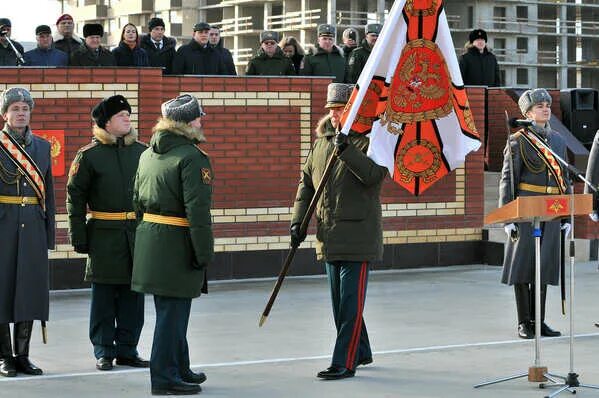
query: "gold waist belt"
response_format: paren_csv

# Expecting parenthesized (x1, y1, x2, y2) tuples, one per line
(90, 211, 137, 220)
(518, 183, 560, 194)
(0, 195, 39, 205)
(143, 213, 190, 227)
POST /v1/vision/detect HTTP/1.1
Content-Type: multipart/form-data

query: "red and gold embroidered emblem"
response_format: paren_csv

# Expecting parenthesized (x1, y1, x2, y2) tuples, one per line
(201, 168, 212, 185)
(384, 39, 451, 126)
(405, 0, 438, 17)
(34, 130, 65, 177)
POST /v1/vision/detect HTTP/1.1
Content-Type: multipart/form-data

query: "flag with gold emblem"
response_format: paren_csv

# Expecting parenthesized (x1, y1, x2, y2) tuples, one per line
(340, 0, 480, 195)
(34, 130, 65, 177)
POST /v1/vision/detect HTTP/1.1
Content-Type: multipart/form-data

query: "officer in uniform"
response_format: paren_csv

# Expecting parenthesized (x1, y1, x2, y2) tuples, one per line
(347, 23, 382, 84)
(300, 24, 346, 83)
(66, 95, 149, 371)
(0, 87, 55, 377)
(245, 31, 296, 76)
(499, 89, 570, 339)
(290, 83, 387, 379)
(131, 94, 213, 395)
(585, 129, 599, 326)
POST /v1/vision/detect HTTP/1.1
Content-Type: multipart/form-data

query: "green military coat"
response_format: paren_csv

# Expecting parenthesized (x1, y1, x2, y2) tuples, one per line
(347, 40, 372, 84)
(300, 44, 346, 83)
(291, 115, 387, 261)
(131, 118, 214, 299)
(67, 127, 147, 284)
(245, 47, 296, 76)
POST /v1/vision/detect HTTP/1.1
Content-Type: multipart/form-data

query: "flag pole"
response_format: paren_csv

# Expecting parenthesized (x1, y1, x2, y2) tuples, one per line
(259, 148, 339, 327)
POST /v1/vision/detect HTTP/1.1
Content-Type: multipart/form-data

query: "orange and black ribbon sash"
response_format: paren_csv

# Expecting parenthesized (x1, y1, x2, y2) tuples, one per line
(519, 128, 567, 194)
(0, 131, 46, 210)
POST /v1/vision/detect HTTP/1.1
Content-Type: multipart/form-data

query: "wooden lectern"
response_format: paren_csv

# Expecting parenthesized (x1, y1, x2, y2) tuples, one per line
(481, 193, 593, 385)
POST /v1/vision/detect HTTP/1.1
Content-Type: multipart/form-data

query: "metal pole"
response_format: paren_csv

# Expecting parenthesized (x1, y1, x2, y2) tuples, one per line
(534, 217, 542, 367)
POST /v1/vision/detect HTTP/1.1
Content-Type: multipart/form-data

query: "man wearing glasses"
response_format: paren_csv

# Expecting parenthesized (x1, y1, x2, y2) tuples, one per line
(245, 31, 295, 76)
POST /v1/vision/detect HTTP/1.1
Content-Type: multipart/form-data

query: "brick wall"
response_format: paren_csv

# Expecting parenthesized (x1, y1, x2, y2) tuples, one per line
(0, 68, 485, 270)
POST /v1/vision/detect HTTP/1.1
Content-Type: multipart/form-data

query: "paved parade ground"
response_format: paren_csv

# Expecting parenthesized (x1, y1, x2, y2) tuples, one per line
(2, 262, 599, 398)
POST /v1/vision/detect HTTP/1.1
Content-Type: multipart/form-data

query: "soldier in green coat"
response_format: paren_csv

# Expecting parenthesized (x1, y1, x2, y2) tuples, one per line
(245, 31, 296, 76)
(132, 94, 213, 395)
(67, 95, 149, 371)
(291, 83, 387, 380)
(300, 24, 346, 83)
(347, 23, 382, 84)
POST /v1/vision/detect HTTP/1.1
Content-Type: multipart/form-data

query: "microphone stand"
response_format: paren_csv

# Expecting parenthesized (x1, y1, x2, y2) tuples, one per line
(518, 127, 599, 397)
(2, 35, 25, 65)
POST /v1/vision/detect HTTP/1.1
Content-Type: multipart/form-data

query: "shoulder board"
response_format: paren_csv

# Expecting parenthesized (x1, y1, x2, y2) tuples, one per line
(79, 141, 99, 153)
(136, 140, 149, 147)
(194, 144, 208, 156)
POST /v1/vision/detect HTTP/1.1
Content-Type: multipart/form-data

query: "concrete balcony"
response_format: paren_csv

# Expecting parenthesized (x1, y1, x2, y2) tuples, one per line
(75, 4, 108, 21)
(155, 0, 182, 11)
(112, 0, 153, 16)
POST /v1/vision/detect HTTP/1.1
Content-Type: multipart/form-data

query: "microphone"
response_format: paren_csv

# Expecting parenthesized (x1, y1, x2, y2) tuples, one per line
(509, 118, 534, 128)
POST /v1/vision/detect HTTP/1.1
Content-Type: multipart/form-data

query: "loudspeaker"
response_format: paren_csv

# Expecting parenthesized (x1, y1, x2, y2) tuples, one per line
(560, 88, 599, 147)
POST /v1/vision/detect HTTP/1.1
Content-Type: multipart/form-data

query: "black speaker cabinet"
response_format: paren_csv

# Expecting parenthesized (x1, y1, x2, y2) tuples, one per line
(560, 88, 599, 147)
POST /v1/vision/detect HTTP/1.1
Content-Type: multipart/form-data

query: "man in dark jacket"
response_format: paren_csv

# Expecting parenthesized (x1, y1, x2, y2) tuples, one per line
(300, 24, 346, 83)
(341, 28, 358, 74)
(245, 31, 295, 76)
(140, 17, 177, 75)
(172, 22, 227, 75)
(0, 18, 24, 66)
(24, 25, 68, 67)
(69, 23, 116, 67)
(459, 29, 501, 87)
(0, 87, 56, 377)
(53, 14, 82, 57)
(347, 23, 382, 84)
(209, 26, 236, 75)
(67, 95, 148, 371)
(132, 94, 213, 395)
(291, 83, 387, 380)
(499, 89, 569, 339)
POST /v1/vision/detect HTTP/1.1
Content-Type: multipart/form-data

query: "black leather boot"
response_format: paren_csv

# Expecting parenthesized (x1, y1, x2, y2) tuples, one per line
(14, 321, 43, 375)
(530, 284, 561, 337)
(515, 284, 534, 339)
(0, 323, 16, 377)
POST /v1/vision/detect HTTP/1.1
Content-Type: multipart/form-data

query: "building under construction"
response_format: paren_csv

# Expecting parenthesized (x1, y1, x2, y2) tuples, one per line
(58, 0, 599, 88)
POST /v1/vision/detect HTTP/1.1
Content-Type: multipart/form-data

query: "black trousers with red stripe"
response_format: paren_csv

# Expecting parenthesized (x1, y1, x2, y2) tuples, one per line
(325, 261, 371, 371)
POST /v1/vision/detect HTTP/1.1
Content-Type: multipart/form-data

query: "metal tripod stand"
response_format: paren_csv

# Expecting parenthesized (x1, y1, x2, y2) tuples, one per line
(538, 167, 599, 398)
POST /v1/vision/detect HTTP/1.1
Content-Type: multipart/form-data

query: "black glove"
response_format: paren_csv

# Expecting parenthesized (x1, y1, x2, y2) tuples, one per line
(290, 223, 306, 247)
(334, 132, 349, 153)
(73, 244, 89, 254)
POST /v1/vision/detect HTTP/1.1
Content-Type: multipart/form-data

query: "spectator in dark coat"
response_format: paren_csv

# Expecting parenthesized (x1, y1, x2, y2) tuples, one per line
(70, 23, 116, 67)
(208, 26, 236, 75)
(112, 23, 149, 67)
(140, 17, 176, 75)
(341, 27, 358, 73)
(24, 25, 68, 67)
(0, 18, 24, 66)
(172, 22, 227, 75)
(279, 36, 305, 74)
(53, 14, 82, 57)
(459, 29, 501, 87)
(245, 31, 295, 76)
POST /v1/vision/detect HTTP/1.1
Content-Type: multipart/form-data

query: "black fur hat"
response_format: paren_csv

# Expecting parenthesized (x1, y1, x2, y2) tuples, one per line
(91, 95, 131, 129)
(83, 23, 104, 38)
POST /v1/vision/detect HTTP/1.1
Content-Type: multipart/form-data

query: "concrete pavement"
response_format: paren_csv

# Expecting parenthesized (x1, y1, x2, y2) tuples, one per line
(2, 262, 599, 397)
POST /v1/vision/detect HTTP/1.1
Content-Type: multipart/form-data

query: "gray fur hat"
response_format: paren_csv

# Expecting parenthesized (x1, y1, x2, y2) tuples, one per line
(161, 94, 205, 123)
(260, 31, 279, 43)
(0, 87, 34, 114)
(325, 83, 354, 108)
(518, 88, 552, 116)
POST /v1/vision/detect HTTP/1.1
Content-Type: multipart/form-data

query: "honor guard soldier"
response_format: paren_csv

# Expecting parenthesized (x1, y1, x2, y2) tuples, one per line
(300, 24, 346, 83)
(131, 94, 213, 395)
(245, 30, 296, 76)
(66, 95, 149, 371)
(0, 87, 56, 377)
(499, 89, 571, 339)
(290, 83, 387, 379)
(347, 23, 382, 84)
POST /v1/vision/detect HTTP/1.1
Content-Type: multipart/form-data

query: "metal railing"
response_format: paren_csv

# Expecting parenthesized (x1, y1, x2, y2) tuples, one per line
(266, 9, 321, 31)
(232, 47, 254, 65)
(211, 16, 254, 36)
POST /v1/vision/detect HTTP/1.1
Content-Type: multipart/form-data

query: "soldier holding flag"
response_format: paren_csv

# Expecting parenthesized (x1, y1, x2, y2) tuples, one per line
(290, 83, 387, 380)
(0, 87, 56, 377)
